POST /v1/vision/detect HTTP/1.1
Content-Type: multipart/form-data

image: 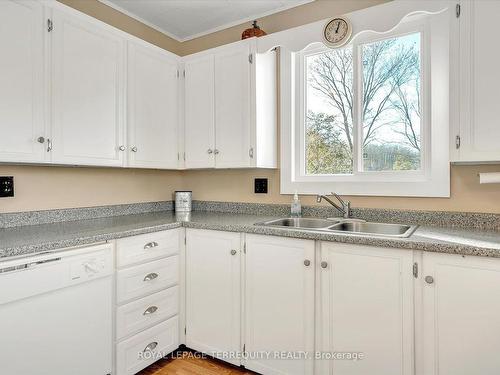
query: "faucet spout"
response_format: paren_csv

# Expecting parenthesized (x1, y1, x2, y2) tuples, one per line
(316, 193, 351, 218)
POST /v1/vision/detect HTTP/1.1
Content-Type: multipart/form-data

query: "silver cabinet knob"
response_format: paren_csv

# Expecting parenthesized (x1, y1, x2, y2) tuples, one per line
(144, 241, 159, 250)
(304, 259, 311, 267)
(143, 342, 158, 353)
(230, 249, 237, 256)
(46, 139, 52, 152)
(214, 149, 220, 155)
(143, 306, 158, 315)
(425, 275, 434, 284)
(119, 145, 125, 151)
(37, 136, 45, 144)
(131, 146, 138, 152)
(207, 149, 213, 154)
(320, 261, 328, 269)
(143, 272, 158, 282)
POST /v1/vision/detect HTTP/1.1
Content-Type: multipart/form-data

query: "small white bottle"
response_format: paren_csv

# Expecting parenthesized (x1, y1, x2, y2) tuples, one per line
(291, 190, 302, 217)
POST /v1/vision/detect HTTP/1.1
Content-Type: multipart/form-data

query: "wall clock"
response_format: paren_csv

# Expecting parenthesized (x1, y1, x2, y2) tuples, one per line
(323, 17, 352, 48)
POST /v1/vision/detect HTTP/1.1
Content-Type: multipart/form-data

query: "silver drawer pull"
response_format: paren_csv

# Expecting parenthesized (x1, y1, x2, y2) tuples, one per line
(143, 342, 158, 353)
(143, 272, 158, 282)
(143, 306, 158, 315)
(144, 241, 159, 250)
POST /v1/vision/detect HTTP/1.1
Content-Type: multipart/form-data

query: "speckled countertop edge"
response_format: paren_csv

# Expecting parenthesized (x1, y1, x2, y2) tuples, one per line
(1, 210, 500, 260)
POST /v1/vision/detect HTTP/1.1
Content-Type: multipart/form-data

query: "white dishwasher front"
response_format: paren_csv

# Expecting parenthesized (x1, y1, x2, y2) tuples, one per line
(0, 243, 113, 375)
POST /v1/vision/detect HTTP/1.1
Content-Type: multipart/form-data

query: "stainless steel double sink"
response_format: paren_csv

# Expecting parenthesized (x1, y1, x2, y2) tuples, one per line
(255, 217, 417, 238)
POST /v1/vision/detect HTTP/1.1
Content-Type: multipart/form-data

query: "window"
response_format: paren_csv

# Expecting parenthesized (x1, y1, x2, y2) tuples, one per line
(281, 15, 450, 197)
(304, 32, 422, 175)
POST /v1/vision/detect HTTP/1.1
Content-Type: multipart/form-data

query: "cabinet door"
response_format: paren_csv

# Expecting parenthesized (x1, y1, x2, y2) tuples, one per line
(421, 252, 500, 375)
(127, 41, 179, 169)
(319, 243, 414, 375)
(185, 229, 241, 365)
(245, 235, 315, 375)
(458, 0, 500, 162)
(214, 42, 251, 168)
(184, 55, 215, 168)
(51, 9, 125, 166)
(0, 0, 46, 163)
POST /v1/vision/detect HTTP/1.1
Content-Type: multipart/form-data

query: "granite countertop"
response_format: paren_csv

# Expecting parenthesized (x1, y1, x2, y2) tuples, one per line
(1, 210, 500, 260)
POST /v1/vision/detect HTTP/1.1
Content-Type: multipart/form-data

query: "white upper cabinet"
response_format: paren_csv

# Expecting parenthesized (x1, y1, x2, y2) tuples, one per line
(319, 243, 414, 375)
(0, 0, 46, 163)
(214, 42, 251, 168)
(127, 41, 179, 169)
(184, 54, 215, 169)
(421, 252, 500, 375)
(455, 0, 500, 162)
(244, 235, 315, 375)
(50, 7, 125, 167)
(183, 38, 277, 169)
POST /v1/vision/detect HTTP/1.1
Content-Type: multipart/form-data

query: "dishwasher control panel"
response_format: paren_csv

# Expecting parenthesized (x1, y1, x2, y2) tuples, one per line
(70, 252, 112, 282)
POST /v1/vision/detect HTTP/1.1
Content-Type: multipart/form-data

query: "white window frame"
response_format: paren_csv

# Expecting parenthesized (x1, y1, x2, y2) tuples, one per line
(281, 13, 451, 197)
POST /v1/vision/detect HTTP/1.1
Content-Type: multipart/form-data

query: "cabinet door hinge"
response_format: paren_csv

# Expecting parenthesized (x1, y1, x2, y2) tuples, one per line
(183, 152, 186, 161)
(184, 235, 187, 245)
(243, 344, 246, 353)
(413, 262, 418, 278)
(176, 70, 179, 78)
(177, 152, 180, 160)
(249, 147, 254, 159)
(456, 3, 461, 18)
(184, 326, 187, 335)
(455, 135, 461, 149)
(183, 70, 186, 78)
(243, 242, 246, 254)
(248, 54, 253, 64)
(47, 19, 53, 32)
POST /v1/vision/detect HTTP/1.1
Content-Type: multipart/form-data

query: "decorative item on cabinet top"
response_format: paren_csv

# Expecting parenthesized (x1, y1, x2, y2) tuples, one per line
(242, 20, 267, 39)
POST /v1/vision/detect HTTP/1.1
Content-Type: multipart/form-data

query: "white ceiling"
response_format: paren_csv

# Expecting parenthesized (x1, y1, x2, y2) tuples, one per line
(100, 0, 313, 42)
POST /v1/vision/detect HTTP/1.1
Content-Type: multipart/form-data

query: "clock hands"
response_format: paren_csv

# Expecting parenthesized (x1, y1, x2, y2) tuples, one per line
(335, 21, 341, 34)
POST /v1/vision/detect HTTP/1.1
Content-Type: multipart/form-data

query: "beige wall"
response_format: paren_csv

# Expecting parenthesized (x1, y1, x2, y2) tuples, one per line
(182, 165, 500, 214)
(57, 0, 182, 55)
(2, 0, 500, 214)
(0, 166, 183, 213)
(179, 0, 387, 55)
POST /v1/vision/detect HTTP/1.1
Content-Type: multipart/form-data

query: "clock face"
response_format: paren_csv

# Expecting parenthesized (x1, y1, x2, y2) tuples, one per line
(323, 18, 352, 47)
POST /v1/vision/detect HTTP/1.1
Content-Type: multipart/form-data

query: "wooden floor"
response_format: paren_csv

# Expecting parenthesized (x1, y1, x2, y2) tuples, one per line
(138, 351, 257, 375)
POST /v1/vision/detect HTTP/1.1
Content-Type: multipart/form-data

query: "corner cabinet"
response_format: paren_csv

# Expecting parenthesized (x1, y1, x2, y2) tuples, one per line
(183, 38, 277, 169)
(127, 40, 180, 169)
(50, 7, 126, 167)
(319, 242, 415, 375)
(454, 0, 500, 162)
(421, 252, 500, 375)
(0, 0, 47, 163)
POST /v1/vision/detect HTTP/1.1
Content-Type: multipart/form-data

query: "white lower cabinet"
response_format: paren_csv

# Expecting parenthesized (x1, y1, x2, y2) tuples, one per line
(115, 229, 181, 375)
(108, 227, 500, 375)
(185, 228, 241, 365)
(421, 252, 500, 375)
(319, 242, 415, 375)
(244, 234, 315, 375)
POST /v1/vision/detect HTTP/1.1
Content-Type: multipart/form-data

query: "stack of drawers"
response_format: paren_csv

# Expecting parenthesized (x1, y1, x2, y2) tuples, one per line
(115, 229, 181, 375)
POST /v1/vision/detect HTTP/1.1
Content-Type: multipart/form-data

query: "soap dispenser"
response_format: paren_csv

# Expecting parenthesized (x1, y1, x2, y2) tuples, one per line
(291, 191, 302, 217)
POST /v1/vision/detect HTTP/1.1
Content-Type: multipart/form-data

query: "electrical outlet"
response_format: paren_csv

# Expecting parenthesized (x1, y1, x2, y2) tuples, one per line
(254, 178, 268, 194)
(0, 176, 14, 197)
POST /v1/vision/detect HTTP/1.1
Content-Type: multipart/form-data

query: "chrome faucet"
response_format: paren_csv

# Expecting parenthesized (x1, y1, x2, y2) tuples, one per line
(316, 193, 351, 218)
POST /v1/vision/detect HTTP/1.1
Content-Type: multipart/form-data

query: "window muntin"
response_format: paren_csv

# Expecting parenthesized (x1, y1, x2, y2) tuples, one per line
(303, 32, 422, 176)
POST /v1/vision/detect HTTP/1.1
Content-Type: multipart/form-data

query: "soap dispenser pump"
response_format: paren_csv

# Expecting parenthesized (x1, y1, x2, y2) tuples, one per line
(291, 191, 302, 217)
